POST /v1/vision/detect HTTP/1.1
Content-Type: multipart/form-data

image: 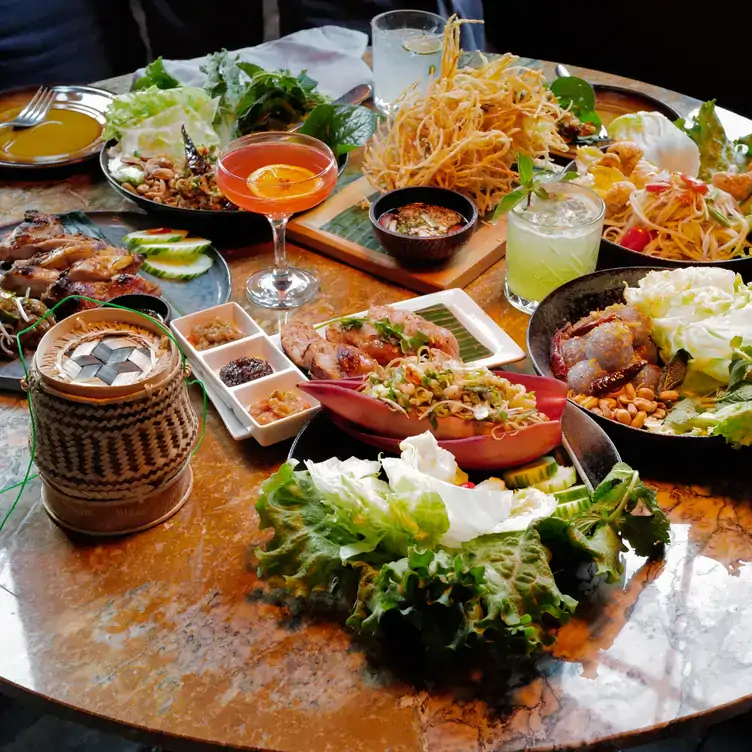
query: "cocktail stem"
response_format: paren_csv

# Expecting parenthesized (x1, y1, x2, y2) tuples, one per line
(269, 216, 291, 288)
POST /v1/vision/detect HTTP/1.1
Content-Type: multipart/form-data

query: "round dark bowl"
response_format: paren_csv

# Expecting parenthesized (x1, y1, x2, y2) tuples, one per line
(107, 293, 172, 325)
(527, 266, 726, 452)
(369, 187, 478, 266)
(100, 140, 349, 234)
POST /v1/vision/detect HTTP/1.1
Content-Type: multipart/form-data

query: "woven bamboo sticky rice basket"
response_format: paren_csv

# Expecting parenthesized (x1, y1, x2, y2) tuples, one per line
(27, 307, 198, 535)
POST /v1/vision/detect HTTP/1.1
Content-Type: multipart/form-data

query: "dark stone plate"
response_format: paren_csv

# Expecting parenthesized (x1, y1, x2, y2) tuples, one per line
(526, 266, 730, 460)
(288, 403, 621, 490)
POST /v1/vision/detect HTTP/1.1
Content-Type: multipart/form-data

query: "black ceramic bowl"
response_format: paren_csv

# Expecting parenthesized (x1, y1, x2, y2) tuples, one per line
(527, 266, 724, 451)
(369, 187, 478, 266)
(100, 141, 349, 234)
(107, 293, 172, 325)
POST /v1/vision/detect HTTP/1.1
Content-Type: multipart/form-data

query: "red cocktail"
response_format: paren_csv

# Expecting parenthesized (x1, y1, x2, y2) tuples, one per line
(217, 132, 338, 309)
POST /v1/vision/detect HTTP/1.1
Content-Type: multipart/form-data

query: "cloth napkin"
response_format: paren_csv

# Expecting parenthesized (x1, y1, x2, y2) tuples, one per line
(134, 26, 373, 101)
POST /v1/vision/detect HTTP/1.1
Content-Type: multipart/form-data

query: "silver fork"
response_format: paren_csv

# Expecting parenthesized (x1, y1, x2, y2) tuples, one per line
(1, 86, 55, 129)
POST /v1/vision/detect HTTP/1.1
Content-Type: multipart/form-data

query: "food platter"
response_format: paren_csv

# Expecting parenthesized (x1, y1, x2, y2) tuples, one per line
(0, 85, 113, 169)
(527, 266, 749, 453)
(0, 211, 230, 391)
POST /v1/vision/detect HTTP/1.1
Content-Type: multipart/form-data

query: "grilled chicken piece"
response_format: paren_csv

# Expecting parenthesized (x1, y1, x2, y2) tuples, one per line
(0, 211, 76, 261)
(67, 248, 144, 281)
(1, 266, 60, 299)
(326, 305, 460, 365)
(47, 274, 162, 309)
(29, 238, 107, 269)
(281, 322, 376, 379)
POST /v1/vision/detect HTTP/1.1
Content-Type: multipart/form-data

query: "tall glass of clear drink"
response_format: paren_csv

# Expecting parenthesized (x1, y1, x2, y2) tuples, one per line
(504, 183, 605, 314)
(371, 10, 445, 114)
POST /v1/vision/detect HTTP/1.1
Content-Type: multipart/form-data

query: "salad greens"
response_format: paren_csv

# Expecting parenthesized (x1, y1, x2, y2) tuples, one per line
(134, 57, 180, 91)
(255, 433, 669, 655)
(676, 100, 752, 181)
(299, 103, 381, 158)
(550, 76, 601, 127)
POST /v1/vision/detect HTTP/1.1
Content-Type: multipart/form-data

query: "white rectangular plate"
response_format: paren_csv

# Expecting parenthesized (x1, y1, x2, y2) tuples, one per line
(269, 288, 525, 369)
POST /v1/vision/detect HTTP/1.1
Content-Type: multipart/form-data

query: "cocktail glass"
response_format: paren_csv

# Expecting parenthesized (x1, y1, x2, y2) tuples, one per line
(504, 182, 605, 314)
(216, 132, 338, 309)
(371, 9, 445, 114)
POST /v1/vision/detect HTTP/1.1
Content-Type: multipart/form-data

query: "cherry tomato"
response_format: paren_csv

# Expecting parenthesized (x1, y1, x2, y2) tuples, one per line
(460, 482, 476, 489)
(680, 174, 708, 194)
(620, 226, 654, 252)
(645, 183, 671, 193)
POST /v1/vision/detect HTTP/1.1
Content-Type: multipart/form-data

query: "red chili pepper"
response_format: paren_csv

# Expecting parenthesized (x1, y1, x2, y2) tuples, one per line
(460, 482, 476, 489)
(645, 183, 671, 193)
(570, 313, 621, 338)
(620, 227, 654, 252)
(680, 174, 709, 194)
(146, 227, 177, 235)
(590, 360, 648, 395)
(550, 327, 570, 381)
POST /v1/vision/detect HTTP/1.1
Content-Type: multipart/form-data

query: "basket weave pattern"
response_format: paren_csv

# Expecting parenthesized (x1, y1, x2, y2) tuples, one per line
(29, 360, 198, 501)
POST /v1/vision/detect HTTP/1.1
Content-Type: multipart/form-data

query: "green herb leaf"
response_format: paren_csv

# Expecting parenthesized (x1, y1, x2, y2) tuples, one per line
(561, 171, 579, 181)
(517, 153, 534, 186)
(373, 319, 430, 354)
(299, 104, 380, 157)
(533, 185, 550, 200)
(550, 76, 602, 127)
(338, 316, 366, 330)
(492, 187, 528, 218)
(134, 57, 180, 91)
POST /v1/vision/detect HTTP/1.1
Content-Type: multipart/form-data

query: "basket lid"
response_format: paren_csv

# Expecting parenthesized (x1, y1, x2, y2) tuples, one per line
(33, 307, 179, 398)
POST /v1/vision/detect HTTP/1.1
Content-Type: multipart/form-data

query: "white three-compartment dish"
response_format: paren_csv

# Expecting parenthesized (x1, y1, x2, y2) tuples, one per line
(172, 289, 525, 443)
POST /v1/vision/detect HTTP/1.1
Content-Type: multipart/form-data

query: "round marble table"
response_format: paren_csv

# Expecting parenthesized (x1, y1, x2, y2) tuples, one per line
(1, 62, 751, 752)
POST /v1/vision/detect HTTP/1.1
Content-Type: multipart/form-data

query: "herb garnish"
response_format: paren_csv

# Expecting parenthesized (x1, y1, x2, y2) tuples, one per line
(493, 154, 577, 218)
(550, 76, 602, 127)
(373, 319, 430, 354)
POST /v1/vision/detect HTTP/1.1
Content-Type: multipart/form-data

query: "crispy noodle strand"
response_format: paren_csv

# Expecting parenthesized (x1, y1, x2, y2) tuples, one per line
(363, 16, 567, 215)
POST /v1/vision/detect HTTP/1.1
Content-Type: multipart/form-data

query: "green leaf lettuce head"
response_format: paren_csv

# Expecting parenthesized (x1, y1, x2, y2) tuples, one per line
(675, 100, 752, 180)
(104, 86, 220, 163)
(299, 103, 380, 157)
(133, 57, 180, 91)
(254, 433, 670, 655)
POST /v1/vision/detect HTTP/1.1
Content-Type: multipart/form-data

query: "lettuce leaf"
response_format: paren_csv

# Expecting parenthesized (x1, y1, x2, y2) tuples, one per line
(255, 458, 670, 655)
(134, 57, 180, 91)
(676, 100, 752, 180)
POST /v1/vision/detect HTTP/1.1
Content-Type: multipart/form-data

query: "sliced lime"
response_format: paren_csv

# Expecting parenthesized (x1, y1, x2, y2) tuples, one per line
(402, 35, 442, 55)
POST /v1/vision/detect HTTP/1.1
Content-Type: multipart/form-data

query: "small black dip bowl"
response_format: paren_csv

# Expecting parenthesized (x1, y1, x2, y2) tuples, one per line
(107, 294, 172, 325)
(369, 186, 478, 266)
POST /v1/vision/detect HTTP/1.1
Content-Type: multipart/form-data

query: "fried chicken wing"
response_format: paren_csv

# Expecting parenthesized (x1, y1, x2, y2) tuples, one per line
(48, 274, 162, 310)
(1, 266, 60, 299)
(67, 248, 145, 281)
(0, 211, 82, 261)
(29, 239, 107, 269)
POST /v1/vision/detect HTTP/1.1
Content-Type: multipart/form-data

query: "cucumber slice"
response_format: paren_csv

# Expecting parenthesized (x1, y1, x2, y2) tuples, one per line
(502, 455, 557, 489)
(138, 238, 213, 258)
(551, 495, 592, 520)
(124, 228, 189, 248)
(553, 484, 590, 505)
(142, 253, 214, 280)
(535, 465, 578, 494)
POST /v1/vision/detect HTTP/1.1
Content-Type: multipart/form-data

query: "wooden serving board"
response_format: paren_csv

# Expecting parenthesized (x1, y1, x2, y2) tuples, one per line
(287, 176, 507, 294)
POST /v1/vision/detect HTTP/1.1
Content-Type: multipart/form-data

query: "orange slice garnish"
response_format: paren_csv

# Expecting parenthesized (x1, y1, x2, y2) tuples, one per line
(247, 163, 322, 200)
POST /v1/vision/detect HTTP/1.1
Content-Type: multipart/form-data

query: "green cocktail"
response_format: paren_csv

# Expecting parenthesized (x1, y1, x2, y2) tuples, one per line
(504, 182, 605, 314)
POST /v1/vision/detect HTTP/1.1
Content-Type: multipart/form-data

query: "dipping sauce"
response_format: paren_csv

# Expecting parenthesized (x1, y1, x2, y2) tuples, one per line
(219, 357, 273, 387)
(378, 202, 466, 238)
(189, 318, 243, 351)
(0, 106, 102, 160)
(250, 390, 310, 425)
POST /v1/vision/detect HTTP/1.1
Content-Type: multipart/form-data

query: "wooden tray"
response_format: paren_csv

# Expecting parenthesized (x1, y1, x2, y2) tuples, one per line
(287, 176, 507, 293)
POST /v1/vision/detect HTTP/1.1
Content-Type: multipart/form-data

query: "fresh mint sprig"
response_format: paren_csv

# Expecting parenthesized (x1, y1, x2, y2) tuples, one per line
(492, 154, 578, 219)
